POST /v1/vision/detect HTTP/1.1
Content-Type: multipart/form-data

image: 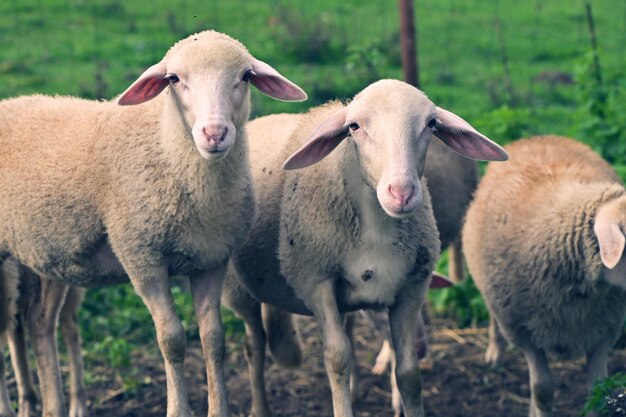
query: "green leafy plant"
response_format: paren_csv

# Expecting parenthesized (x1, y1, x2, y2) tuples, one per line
(268, 3, 348, 65)
(574, 52, 626, 165)
(475, 104, 531, 144)
(428, 251, 489, 328)
(78, 279, 243, 388)
(582, 373, 626, 416)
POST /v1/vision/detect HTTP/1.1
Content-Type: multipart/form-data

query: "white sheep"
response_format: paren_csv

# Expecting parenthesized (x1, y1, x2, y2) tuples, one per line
(0, 30, 306, 417)
(364, 137, 479, 416)
(0, 258, 87, 417)
(223, 79, 507, 417)
(462, 135, 626, 417)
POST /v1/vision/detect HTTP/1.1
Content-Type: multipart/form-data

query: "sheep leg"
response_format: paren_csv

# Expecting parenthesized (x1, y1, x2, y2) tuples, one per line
(362, 309, 402, 417)
(447, 237, 465, 283)
(520, 344, 553, 417)
(583, 342, 611, 417)
(309, 280, 353, 417)
(344, 313, 361, 403)
(262, 304, 302, 368)
(0, 335, 17, 417)
(485, 317, 506, 367)
(363, 310, 392, 374)
(223, 285, 271, 417)
(189, 264, 231, 417)
(59, 287, 87, 417)
(372, 339, 392, 375)
(27, 279, 69, 417)
(243, 305, 271, 417)
(131, 267, 192, 417)
(388, 352, 404, 417)
(388, 288, 426, 417)
(585, 341, 610, 387)
(8, 312, 38, 417)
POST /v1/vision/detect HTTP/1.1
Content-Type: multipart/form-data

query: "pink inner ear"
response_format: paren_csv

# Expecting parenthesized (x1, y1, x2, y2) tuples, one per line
(282, 133, 346, 170)
(282, 107, 348, 170)
(250, 73, 307, 102)
(435, 130, 508, 161)
(594, 221, 626, 269)
(434, 106, 508, 161)
(118, 76, 169, 106)
(250, 58, 307, 102)
(429, 272, 454, 288)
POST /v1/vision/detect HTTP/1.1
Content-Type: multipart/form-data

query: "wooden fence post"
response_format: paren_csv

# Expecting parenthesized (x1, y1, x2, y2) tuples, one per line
(399, 0, 419, 87)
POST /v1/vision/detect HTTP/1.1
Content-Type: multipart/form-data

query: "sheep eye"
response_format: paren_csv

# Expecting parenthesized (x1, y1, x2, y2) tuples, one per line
(166, 73, 180, 84)
(242, 70, 254, 83)
(427, 118, 437, 129)
(348, 122, 360, 131)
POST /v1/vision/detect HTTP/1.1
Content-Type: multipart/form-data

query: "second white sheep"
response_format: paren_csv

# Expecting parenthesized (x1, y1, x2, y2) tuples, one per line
(224, 79, 507, 417)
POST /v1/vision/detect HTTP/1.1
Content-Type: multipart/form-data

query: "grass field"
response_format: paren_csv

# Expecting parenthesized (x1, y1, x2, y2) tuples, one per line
(1, 0, 624, 138)
(1, 0, 625, 398)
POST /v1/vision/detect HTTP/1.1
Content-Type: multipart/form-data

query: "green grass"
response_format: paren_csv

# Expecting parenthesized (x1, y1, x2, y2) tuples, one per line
(1, 0, 624, 129)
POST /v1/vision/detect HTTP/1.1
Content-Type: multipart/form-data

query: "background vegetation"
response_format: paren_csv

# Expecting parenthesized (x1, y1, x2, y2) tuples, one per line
(1, 0, 625, 400)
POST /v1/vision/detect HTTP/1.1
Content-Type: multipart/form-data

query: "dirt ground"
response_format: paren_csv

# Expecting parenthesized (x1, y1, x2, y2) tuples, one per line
(7, 315, 626, 417)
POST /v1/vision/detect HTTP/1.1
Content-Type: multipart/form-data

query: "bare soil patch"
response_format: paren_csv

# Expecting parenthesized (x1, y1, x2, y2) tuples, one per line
(7, 316, 626, 417)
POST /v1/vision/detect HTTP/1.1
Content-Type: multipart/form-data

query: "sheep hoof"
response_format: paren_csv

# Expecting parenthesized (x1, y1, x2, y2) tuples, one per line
(485, 345, 504, 368)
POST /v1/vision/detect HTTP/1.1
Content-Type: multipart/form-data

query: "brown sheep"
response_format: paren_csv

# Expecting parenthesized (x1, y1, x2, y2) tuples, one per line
(463, 135, 626, 417)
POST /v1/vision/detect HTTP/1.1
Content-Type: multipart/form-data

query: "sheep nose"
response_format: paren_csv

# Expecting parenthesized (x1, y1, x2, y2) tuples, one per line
(203, 125, 228, 146)
(388, 183, 415, 207)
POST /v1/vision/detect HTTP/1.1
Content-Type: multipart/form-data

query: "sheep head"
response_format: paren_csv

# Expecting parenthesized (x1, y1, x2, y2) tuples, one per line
(282, 79, 506, 218)
(116, 30, 307, 160)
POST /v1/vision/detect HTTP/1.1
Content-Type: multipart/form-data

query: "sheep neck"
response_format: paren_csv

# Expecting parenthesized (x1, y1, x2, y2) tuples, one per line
(157, 92, 251, 205)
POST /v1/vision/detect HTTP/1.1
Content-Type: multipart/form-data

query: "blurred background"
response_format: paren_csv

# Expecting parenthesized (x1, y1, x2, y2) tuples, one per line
(1, 0, 625, 410)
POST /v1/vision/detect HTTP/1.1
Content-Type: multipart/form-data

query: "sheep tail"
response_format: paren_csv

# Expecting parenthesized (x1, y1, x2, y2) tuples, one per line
(262, 304, 303, 369)
(448, 237, 466, 283)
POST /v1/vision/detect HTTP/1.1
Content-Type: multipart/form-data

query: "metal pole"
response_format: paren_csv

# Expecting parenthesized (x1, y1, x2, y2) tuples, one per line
(399, 0, 419, 87)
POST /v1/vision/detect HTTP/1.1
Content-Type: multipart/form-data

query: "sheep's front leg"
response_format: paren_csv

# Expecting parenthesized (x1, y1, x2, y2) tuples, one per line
(388, 286, 427, 417)
(131, 266, 192, 417)
(8, 312, 39, 417)
(520, 344, 553, 417)
(309, 280, 353, 417)
(59, 287, 87, 417)
(0, 336, 16, 417)
(28, 279, 70, 417)
(190, 264, 231, 417)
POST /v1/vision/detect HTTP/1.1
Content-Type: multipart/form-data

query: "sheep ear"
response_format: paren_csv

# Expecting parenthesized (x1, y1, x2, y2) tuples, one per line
(282, 108, 348, 170)
(432, 107, 508, 161)
(250, 58, 308, 102)
(594, 220, 626, 269)
(429, 272, 454, 289)
(117, 62, 169, 106)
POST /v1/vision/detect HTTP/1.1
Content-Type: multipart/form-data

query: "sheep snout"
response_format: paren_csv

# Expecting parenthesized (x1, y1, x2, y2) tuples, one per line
(192, 119, 235, 159)
(378, 180, 422, 217)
